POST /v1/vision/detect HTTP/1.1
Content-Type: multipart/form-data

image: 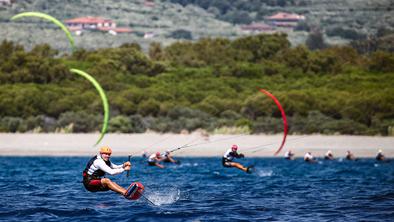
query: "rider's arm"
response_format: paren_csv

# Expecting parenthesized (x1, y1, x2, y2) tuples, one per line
(110, 162, 123, 169)
(96, 160, 124, 175)
(234, 152, 245, 158)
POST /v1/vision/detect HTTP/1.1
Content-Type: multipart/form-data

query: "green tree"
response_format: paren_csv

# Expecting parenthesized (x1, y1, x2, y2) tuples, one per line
(368, 51, 394, 73)
(168, 29, 193, 40)
(57, 111, 101, 132)
(306, 29, 327, 50)
(109, 115, 133, 133)
(149, 42, 164, 61)
(232, 33, 290, 62)
(137, 98, 160, 116)
(274, 46, 311, 73)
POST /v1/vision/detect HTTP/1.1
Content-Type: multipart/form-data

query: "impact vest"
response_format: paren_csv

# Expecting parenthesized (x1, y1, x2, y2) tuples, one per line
(223, 149, 240, 162)
(83, 155, 111, 179)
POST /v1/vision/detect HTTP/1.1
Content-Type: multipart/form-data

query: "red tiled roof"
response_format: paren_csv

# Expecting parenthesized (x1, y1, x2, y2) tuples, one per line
(64, 16, 113, 24)
(267, 12, 305, 21)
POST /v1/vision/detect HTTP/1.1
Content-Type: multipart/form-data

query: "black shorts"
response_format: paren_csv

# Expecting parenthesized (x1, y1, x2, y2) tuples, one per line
(222, 158, 232, 168)
(148, 161, 156, 166)
(83, 177, 109, 192)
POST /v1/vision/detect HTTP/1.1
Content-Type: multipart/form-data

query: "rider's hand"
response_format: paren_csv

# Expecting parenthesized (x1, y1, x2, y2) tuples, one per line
(123, 161, 131, 167)
(124, 165, 131, 171)
(239, 153, 245, 158)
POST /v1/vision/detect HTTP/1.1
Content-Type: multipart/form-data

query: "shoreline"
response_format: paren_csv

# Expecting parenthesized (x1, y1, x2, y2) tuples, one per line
(0, 133, 393, 158)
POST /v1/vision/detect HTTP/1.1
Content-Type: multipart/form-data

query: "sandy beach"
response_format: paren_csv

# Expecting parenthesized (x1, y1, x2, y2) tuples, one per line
(0, 133, 393, 158)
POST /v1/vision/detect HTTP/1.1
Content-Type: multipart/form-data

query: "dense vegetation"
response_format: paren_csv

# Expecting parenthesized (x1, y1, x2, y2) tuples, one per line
(1, 0, 393, 52)
(0, 33, 393, 135)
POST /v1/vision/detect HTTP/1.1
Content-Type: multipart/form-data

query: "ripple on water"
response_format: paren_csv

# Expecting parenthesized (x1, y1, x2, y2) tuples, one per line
(0, 157, 393, 221)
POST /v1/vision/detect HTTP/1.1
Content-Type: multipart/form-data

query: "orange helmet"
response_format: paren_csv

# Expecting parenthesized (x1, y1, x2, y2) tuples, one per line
(231, 144, 238, 151)
(156, 152, 161, 157)
(100, 146, 112, 154)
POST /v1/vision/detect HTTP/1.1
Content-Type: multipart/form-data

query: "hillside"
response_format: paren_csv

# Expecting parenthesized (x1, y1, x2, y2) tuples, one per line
(0, 0, 393, 51)
(0, 0, 239, 52)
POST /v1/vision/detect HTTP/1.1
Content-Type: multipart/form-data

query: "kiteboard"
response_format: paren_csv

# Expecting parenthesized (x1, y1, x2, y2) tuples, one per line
(125, 182, 144, 200)
(246, 165, 255, 174)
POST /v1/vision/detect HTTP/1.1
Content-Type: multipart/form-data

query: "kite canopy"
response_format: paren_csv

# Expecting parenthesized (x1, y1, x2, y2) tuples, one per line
(11, 11, 76, 51)
(259, 88, 288, 155)
(70, 68, 109, 146)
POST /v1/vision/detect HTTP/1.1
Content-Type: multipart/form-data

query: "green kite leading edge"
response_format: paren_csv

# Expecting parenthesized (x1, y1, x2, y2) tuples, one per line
(11, 11, 76, 51)
(70, 69, 109, 146)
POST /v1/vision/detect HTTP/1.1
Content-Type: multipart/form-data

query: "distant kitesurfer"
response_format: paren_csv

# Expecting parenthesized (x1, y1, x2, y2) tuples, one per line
(376, 149, 386, 162)
(304, 152, 316, 163)
(345, 150, 356, 160)
(324, 150, 334, 160)
(82, 146, 135, 199)
(162, 150, 180, 164)
(284, 150, 295, 160)
(222, 145, 253, 173)
(147, 152, 165, 168)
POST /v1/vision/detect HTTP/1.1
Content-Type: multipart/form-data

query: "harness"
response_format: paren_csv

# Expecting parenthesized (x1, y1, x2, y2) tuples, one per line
(82, 155, 111, 180)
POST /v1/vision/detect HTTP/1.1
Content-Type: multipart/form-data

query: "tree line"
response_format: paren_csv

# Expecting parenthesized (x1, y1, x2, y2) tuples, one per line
(0, 33, 393, 135)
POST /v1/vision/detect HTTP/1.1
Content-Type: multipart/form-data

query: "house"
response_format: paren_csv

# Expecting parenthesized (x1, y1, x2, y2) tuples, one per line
(64, 16, 132, 35)
(240, 22, 273, 34)
(144, 32, 155, 39)
(97, 26, 133, 35)
(144, 0, 155, 7)
(266, 12, 305, 28)
(65, 17, 116, 30)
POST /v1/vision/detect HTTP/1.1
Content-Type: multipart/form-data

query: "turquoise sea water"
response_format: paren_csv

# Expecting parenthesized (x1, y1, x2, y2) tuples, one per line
(0, 156, 393, 221)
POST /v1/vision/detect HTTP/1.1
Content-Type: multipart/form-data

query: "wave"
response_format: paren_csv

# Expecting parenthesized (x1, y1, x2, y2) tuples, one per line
(0, 207, 97, 218)
(144, 187, 181, 206)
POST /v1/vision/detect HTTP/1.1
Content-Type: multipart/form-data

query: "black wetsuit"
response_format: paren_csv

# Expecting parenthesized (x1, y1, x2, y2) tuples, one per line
(376, 153, 385, 161)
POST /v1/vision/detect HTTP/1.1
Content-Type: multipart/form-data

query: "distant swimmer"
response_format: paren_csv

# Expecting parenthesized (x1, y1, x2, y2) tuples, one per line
(324, 150, 334, 160)
(82, 146, 136, 199)
(222, 145, 253, 173)
(304, 152, 316, 163)
(284, 150, 295, 160)
(345, 150, 356, 160)
(147, 152, 165, 168)
(162, 150, 180, 164)
(376, 149, 386, 162)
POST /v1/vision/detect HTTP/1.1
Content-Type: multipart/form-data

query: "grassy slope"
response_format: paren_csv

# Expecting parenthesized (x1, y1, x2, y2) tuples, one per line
(0, 0, 393, 51)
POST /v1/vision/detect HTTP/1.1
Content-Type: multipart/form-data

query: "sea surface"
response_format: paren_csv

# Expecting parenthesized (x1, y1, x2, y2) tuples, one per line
(0, 156, 393, 221)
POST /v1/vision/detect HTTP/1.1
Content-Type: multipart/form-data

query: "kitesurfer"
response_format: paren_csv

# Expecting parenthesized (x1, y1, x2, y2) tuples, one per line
(82, 146, 135, 199)
(147, 152, 165, 168)
(324, 150, 334, 160)
(162, 150, 180, 164)
(345, 150, 356, 160)
(284, 150, 295, 160)
(376, 149, 386, 162)
(304, 152, 316, 163)
(222, 145, 253, 173)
